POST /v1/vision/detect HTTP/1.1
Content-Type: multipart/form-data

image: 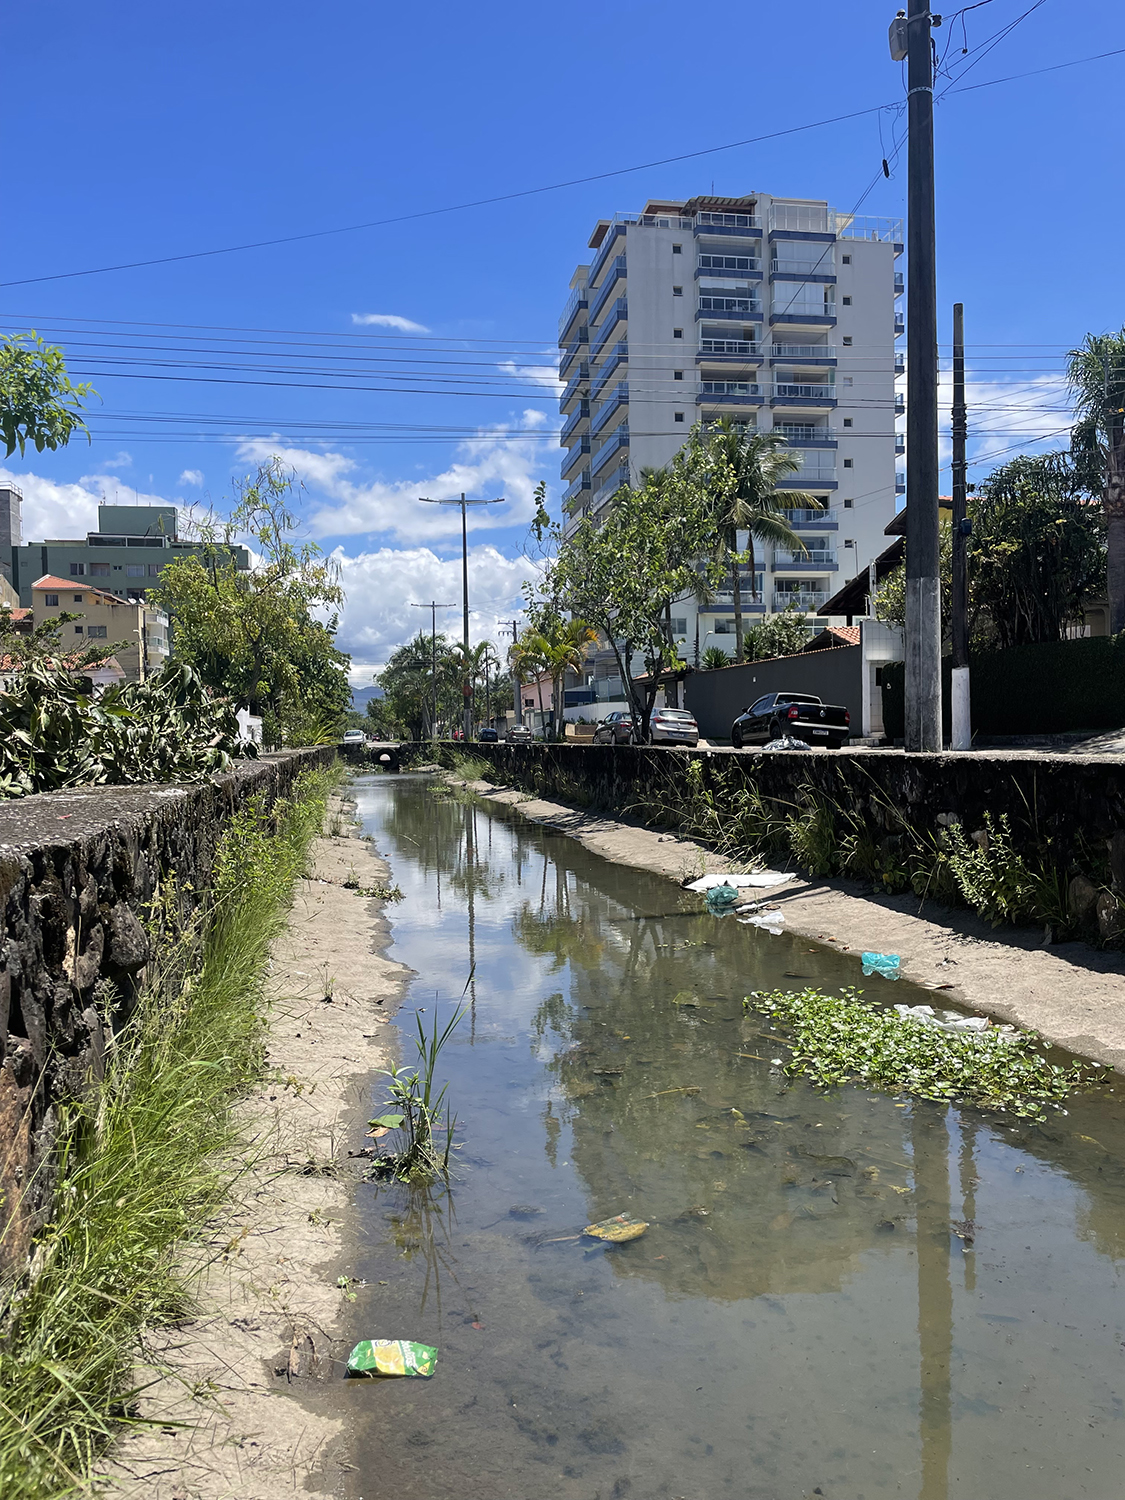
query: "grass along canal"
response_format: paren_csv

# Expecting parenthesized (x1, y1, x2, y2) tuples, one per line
(341, 772, 1125, 1500)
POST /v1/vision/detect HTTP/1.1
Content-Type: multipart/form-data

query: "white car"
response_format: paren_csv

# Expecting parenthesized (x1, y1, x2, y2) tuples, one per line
(342, 729, 366, 745)
(650, 709, 700, 746)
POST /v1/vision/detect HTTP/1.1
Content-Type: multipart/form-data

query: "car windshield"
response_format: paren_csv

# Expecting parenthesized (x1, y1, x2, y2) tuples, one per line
(655, 710, 695, 720)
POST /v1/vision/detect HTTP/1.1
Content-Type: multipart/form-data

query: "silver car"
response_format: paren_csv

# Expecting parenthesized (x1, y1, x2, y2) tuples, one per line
(650, 708, 699, 746)
(505, 724, 535, 743)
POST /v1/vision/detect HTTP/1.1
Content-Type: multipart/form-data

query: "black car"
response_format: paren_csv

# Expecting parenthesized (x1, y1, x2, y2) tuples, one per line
(730, 692, 850, 749)
(477, 727, 499, 742)
(592, 711, 635, 745)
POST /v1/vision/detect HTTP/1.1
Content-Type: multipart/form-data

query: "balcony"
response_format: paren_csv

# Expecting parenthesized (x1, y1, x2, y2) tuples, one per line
(558, 286, 588, 340)
(592, 462, 630, 509)
(772, 590, 829, 612)
(590, 342, 628, 399)
(590, 382, 629, 437)
(698, 296, 762, 319)
(770, 299, 836, 326)
(561, 438, 590, 481)
(588, 221, 628, 289)
(590, 298, 628, 357)
(837, 214, 903, 243)
(787, 507, 838, 528)
(589, 256, 626, 324)
(694, 211, 762, 233)
(769, 205, 832, 235)
(697, 254, 762, 275)
(559, 363, 589, 414)
(894, 271, 904, 295)
(698, 339, 763, 362)
(772, 550, 838, 571)
(558, 331, 588, 381)
(774, 423, 836, 445)
(562, 508, 588, 541)
(895, 393, 906, 415)
(770, 344, 837, 364)
(896, 475, 906, 494)
(895, 312, 905, 336)
(561, 400, 590, 445)
(771, 257, 835, 279)
(562, 471, 591, 507)
(698, 381, 762, 405)
(895, 435, 905, 455)
(591, 427, 629, 477)
(772, 383, 837, 406)
(895, 352, 905, 375)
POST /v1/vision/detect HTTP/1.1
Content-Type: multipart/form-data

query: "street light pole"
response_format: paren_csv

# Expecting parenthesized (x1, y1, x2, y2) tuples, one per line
(410, 600, 454, 739)
(418, 492, 505, 741)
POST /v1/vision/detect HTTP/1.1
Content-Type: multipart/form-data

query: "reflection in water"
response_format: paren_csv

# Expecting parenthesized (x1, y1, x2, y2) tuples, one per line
(343, 775, 1125, 1500)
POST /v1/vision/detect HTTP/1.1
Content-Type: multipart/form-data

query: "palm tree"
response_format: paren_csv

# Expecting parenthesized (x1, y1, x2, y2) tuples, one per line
(695, 420, 815, 662)
(446, 641, 491, 734)
(511, 631, 550, 727)
(1068, 329, 1125, 633)
(543, 617, 598, 731)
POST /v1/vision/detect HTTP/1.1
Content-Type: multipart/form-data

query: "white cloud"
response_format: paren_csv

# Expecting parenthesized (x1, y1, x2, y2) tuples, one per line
(95, 450, 133, 471)
(179, 468, 205, 487)
(0, 468, 103, 540)
(330, 543, 537, 664)
(236, 412, 554, 543)
(350, 313, 430, 334)
(499, 356, 564, 396)
(937, 371, 1073, 476)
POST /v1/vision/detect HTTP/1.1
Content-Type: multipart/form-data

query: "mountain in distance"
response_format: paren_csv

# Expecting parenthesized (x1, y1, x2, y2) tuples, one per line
(351, 684, 384, 710)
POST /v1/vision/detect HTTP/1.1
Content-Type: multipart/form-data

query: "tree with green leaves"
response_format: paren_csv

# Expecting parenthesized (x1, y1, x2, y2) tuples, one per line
(535, 468, 724, 741)
(744, 603, 815, 661)
(700, 645, 730, 670)
(1068, 329, 1125, 632)
(377, 631, 455, 739)
(0, 332, 97, 458)
(153, 459, 350, 747)
(683, 420, 813, 662)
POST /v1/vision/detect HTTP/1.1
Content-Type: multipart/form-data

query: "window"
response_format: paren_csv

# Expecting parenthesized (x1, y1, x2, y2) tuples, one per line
(674, 370, 683, 380)
(126, 563, 145, 577)
(674, 412, 685, 422)
(842, 254, 851, 265)
(90, 562, 110, 576)
(673, 328, 683, 338)
(843, 458, 853, 468)
(73, 593, 83, 602)
(670, 618, 687, 635)
(843, 417, 853, 427)
(69, 563, 86, 576)
(113, 565, 122, 571)
(843, 376, 853, 387)
(673, 286, 683, 296)
(875, 666, 884, 687)
(749, 696, 774, 715)
(844, 539, 855, 548)
(842, 295, 852, 305)
(147, 563, 161, 576)
(86, 624, 107, 638)
(672, 244, 682, 253)
(844, 498, 854, 509)
(74, 625, 83, 635)
(715, 619, 733, 634)
(842, 336, 852, 345)
(44, 593, 59, 606)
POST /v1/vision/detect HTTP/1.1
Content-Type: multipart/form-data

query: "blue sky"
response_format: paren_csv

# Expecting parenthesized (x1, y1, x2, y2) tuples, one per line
(3, 0, 1121, 682)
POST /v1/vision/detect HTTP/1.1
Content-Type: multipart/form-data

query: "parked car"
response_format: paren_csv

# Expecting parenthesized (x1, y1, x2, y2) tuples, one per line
(342, 728, 366, 745)
(477, 727, 499, 742)
(650, 708, 700, 747)
(592, 711, 635, 745)
(506, 723, 535, 743)
(730, 692, 850, 750)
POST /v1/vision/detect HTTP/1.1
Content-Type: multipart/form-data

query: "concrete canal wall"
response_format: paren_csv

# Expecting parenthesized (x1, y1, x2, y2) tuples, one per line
(0, 747, 333, 1272)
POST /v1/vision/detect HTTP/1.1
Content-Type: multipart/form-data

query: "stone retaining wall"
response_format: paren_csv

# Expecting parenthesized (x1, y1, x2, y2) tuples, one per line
(0, 748, 333, 1273)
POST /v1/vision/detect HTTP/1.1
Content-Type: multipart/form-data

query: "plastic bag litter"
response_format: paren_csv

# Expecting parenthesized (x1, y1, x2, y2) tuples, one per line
(739, 909, 786, 935)
(894, 1003, 1010, 1038)
(705, 883, 741, 915)
(762, 735, 810, 752)
(583, 1213, 649, 1243)
(861, 951, 901, 979)
(685, 872, 789, 892)
(346, 1339, 438, 1378)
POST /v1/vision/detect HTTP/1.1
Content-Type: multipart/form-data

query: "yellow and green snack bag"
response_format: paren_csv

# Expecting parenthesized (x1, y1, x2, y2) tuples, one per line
(346, 1339, 438, 1378)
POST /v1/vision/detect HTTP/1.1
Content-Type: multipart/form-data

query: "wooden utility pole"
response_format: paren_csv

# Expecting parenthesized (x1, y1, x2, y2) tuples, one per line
(951, 302, 971, 749)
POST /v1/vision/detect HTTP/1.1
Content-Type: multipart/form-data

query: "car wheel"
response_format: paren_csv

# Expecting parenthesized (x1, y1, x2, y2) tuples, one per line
(731, 727, 743, 749)
(769, 718, 784, 740)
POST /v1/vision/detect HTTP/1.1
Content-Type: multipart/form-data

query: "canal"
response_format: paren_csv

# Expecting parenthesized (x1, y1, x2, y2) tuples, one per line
(341, 772, 1125, 1500)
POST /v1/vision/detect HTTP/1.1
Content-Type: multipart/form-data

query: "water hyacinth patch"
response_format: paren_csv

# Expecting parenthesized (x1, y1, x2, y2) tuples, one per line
(744, 986, 1099, 1117)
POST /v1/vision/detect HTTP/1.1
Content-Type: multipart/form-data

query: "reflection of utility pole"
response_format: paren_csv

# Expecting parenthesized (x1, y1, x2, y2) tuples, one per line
(418, 493, 506, 739)
(410, 601, 454, 739)
(911, 1108, 953, 1500)
(465, 800, 478, 1044)
(957, 1115, 978, 1294)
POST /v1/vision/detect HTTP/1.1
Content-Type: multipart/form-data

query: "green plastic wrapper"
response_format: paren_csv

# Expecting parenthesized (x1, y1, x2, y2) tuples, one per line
(346, 1339, 438, 1378)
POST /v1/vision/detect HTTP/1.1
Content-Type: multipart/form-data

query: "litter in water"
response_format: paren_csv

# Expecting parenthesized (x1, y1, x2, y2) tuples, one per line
(685, 872, 789, 892)
(346, 1339, 439, 1378)
(894, 1003, 1012, 1038)
(583, 1213, 650, 1243)
(705, 884, 741, 915)
(739, 909, 786, 935)
(861, 952, 901, 979)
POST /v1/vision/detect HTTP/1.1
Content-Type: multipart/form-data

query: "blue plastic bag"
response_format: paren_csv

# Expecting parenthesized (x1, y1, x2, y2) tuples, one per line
(861, 951, 901, 979)
(705, 883, 740, 916)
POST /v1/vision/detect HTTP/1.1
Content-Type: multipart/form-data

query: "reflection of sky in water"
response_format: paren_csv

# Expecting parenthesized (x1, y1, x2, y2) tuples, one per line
(340, 775, 1125, 1500)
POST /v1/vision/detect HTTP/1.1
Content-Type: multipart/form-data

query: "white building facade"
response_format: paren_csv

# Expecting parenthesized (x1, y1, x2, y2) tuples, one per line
(557, 192, 904, 688)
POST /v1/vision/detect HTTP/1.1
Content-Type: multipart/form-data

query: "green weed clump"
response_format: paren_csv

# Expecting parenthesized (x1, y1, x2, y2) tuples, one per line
(0, 766, 335, 1499)
(747, 985, 1098, 1117)
(370, 1007, 463, 1181)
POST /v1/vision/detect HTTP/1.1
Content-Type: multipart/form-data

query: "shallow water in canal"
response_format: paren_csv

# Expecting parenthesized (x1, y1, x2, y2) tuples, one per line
(340, 773, 1125, 1500)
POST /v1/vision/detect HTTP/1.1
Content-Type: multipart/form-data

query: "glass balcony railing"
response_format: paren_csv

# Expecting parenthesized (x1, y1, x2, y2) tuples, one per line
(787, 507, 836, 525)
(592, 463, 631, 509)
(771, 258, 835, 277)
(774, 424, 836, 444)
(772, 383, 837, 403)
(558, 332, 588, 380)
(590, 299, 628, 357)
(699, 380, 761, 399)
(590, 383, 628, 437)
(560, 401, 590, 445)
(562, 471, 591, 506)
(895, 312, 905, 335)
(771, 299, 837, 322)
(559, 364, 589, 413)
(772, 590, 829, 612)
(787, 464, 838, 486)
(773, 550, 837, 570)
(558, 286, 588, 338)
(770, 345, 837, 361)
(561, 438, 590, 480)
(699, 338, 763, 359)
(589, 257, 626, 324)
(697, 254, 762, 273)
(591, 428, 629, 476)
(590, 343, 628, 399)
(695, 211, 762, 231)
(699, 296, 763, 317)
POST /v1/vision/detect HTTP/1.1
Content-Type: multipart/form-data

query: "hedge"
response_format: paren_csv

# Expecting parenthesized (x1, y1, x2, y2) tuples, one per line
(880, 634, 1125, 741)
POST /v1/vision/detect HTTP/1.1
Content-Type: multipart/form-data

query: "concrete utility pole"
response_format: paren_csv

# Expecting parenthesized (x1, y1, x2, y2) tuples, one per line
(418, 493, 505, 740)
(501, 619, 523, 725)
(895, 1, 942, 751)
(950, 302, 971, 749)
(410, 600, 454, 739)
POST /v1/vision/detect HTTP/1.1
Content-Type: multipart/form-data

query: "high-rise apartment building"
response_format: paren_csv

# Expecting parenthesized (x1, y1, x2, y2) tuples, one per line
(557, 192, 904, 658)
